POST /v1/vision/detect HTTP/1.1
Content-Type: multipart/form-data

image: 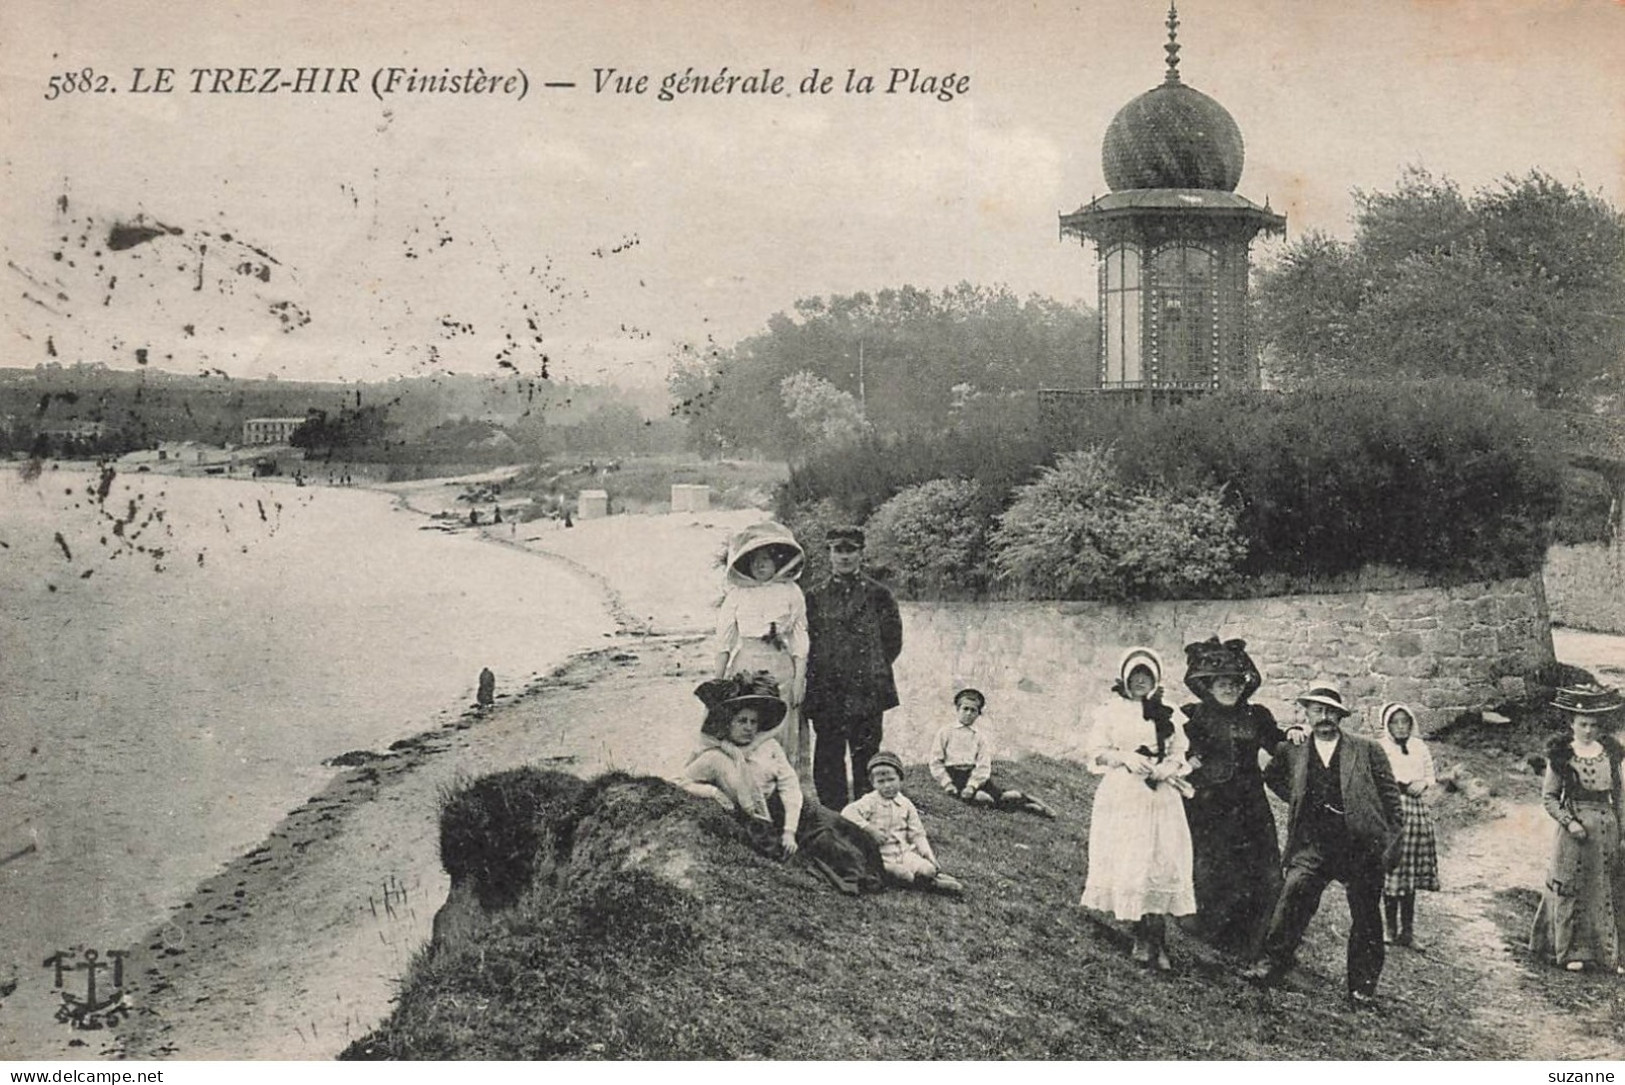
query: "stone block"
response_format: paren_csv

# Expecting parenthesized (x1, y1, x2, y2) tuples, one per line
(1496, 677, 1527, 701)
(1387, 632, 1424, 657)
(577, 489, 609, 518)
(1459, 629, 1499, 657)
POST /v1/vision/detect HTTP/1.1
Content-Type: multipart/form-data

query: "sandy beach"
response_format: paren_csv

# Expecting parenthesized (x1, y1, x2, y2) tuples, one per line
(0, 468, 764, 1060)
(0, 468, 671, 1058)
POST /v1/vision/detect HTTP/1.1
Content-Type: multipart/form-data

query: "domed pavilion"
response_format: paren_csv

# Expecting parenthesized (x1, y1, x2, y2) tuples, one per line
(1057, 3, 1284, 400)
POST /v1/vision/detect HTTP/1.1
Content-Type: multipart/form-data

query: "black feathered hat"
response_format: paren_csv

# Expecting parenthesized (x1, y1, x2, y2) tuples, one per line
(695, 671, 789, 738)
(1183, 636, 1262, 702)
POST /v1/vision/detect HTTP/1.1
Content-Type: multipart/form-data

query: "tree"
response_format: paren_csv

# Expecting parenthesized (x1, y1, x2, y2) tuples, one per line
(1257, 169, 1625, 408)
(779, 372, 869, 456)
(671, 283, 1096, 456)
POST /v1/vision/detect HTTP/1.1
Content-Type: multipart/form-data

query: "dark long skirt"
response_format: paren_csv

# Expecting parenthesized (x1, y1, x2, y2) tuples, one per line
(1183, 781, 1283, 956)
(747, 796, 886, 896)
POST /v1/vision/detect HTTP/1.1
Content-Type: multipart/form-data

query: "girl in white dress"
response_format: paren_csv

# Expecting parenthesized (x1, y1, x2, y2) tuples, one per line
(1080, 647, 1197, 971)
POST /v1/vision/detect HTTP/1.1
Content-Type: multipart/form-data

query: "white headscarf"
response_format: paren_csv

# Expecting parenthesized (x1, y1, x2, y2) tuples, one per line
(1376, 702, 1435, 788)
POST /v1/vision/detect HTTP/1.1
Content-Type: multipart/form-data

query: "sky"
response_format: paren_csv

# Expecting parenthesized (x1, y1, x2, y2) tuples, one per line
(2, 0, 1622, 389)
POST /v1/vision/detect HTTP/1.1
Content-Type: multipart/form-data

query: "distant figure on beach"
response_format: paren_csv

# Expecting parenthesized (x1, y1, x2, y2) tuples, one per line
(563, 510, 573, 528)
(842, 750, 964, 895)
(804, 526, 902, 808)
(927, 688, 1054, 817)
(1242, 682, 1402, 1007)
(476, 667, 496, 709)
(1530, 683, 1625, 974)
(1080, 649, 1195, 972)
(712, 522, 808, 772)
(468, 509, 481, 526)
(1376, 702, 1439, 949)
(1179, 637, 1297, 958)
(676, 672, 884, 896)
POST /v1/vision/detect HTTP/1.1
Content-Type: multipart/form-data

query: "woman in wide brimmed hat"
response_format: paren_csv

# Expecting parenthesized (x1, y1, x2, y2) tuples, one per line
(1179, 636, 1300, 958)
(1080, 647, 1196, 971)
(1376, 703, 1440, 948)
(675, 671, 884, 896)
(712, 522, 810, 773)
(1530, 683, 1625, 973)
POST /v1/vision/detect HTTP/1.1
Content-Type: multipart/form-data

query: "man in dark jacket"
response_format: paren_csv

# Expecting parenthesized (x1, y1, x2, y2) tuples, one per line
(803, 526, 903, 808)
(1242, 682, 1403, 1006)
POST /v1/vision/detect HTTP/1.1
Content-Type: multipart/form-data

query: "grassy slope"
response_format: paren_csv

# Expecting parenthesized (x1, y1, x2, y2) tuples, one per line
(345, 757, 1513, 1061)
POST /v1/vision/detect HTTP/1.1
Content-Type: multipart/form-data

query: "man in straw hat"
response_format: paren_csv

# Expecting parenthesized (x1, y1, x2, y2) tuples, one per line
(1241, 681, 1403, 1006)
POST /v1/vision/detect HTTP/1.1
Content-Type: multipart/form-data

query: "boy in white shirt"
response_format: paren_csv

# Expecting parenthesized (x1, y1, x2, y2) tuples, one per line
(842, 751, 963, 895)
(929, 688, 1055, 818)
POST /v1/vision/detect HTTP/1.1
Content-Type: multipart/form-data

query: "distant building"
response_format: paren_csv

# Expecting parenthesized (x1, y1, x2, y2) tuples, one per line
(242, 417, 307, 445)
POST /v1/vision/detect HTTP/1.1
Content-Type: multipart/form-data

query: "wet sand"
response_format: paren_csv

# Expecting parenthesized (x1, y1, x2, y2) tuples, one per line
(103, 492, 764, 1058)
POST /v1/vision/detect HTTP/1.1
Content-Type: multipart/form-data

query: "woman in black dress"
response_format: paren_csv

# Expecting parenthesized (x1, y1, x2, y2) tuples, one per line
(1179, 637, 1297, 957)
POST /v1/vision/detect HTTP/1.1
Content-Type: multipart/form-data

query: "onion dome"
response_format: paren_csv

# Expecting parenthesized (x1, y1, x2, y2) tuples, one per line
(1101, 4, 1245, 193)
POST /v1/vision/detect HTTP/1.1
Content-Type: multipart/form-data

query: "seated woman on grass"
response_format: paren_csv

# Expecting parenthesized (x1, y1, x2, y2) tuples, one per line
(676, 671, 885, 896)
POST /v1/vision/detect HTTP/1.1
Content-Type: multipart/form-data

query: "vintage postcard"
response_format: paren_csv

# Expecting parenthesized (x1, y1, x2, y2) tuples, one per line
(1, 0, 1622, 1068)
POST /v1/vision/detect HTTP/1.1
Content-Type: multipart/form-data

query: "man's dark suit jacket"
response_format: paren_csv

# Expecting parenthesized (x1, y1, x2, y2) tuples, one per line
(1263, 732, 1404, 869)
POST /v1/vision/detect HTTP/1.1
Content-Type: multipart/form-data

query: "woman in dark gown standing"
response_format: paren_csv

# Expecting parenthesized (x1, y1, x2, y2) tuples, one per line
(1179, 637, 1296, 957)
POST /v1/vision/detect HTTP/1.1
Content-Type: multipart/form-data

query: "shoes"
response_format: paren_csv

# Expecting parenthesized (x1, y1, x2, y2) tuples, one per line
(1565, 961, 1586, 972)
(927, 872, 965, 896)
(1131, 937, 1152, 965)
(1348, 990, 1377, 1009)
(1239, 960, 1284, 987)
(1154, 949, 1172, 973)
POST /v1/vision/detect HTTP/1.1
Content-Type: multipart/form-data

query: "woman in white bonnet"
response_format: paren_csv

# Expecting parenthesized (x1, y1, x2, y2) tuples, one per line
(712, 522, 809, 771)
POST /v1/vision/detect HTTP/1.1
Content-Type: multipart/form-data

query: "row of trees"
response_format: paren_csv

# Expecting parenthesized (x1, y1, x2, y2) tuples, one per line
(670, 283, 1097, 458)
(1256, 169, 1625, 408)
(672, 170, 1623, 465)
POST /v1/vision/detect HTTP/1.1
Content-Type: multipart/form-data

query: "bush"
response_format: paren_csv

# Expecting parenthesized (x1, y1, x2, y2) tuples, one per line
(990, 450, 1246, 601)
(1109, 380, 1564, 582)
(862, 478, 988, 597)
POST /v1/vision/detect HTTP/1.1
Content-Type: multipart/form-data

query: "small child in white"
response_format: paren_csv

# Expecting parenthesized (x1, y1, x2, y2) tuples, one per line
(842, 751, 964, 895)
(929, 688, 1056, 818)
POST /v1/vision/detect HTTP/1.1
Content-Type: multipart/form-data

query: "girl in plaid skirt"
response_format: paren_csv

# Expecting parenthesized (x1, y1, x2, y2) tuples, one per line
(1377, 703, 1439, 947)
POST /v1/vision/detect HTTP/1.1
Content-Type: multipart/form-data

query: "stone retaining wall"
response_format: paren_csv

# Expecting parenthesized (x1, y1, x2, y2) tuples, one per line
(882, 574, 1553, 765)
(1544, 542, 1625, 635)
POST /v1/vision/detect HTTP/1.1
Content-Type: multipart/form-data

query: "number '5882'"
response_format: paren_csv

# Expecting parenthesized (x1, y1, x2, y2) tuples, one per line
(45, 69, 112, 99)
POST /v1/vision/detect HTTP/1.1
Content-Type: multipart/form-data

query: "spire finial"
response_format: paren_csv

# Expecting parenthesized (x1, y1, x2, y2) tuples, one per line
(1164, 2, 1182, 85)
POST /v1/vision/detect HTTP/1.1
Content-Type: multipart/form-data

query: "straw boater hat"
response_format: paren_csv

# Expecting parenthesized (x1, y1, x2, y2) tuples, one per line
(1296, 681, 1352, 717)
(694, 671, 789, 737)
(1551, 683, 1625, 716)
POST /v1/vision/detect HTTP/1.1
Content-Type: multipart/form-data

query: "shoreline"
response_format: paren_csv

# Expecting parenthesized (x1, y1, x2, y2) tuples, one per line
(98, 479, 752, 1059)
(114, 638, 703, 1059)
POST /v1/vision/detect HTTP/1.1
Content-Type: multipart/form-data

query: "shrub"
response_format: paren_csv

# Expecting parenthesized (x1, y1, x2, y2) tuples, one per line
(1110, 380, 1564, 582)
(862, 478, 988, 597)
(779, 497, 853, 586)
(990, 450, 1246, 601)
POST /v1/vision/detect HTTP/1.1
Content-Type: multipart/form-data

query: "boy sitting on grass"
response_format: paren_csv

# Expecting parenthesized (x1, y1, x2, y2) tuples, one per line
(929, 688, 1056, 818)
(841, 751, 964, 895)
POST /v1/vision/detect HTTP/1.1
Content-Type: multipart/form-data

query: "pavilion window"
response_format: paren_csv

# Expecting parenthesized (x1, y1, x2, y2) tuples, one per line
(1103, 244, 1143, 385)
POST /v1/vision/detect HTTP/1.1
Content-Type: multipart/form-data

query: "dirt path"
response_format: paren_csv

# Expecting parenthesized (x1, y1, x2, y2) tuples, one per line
(1417, 628, 1625, 1060)
(1429, 801, 1622, 1060)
